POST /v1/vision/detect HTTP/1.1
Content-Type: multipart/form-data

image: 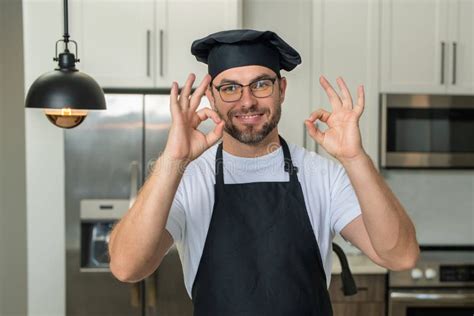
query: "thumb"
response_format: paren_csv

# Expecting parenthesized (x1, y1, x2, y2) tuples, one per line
(206, 121, 225, 147)
(305, 120, 325, 145)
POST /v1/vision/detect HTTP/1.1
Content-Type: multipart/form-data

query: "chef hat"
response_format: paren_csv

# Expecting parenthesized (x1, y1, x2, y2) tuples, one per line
(190, 29, 301, 79)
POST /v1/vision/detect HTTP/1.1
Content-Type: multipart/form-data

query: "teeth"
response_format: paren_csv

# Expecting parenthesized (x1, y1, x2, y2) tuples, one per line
(238, 114, 261, 118)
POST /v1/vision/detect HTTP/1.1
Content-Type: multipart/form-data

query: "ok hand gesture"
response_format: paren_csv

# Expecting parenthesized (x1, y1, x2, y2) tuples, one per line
(163, 73, 225, 164)
(305, 76, 366, 164)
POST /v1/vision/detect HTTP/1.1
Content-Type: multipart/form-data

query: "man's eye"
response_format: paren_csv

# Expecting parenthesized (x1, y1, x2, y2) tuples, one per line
(221, 85, 239, 93)
(253, 80, 271, 89)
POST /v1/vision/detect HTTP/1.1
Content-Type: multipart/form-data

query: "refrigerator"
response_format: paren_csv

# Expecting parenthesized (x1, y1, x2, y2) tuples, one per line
(65, 91, 213, 315)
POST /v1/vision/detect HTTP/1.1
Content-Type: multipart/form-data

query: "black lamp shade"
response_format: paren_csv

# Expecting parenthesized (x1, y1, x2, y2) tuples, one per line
(25, 68, 106, 111)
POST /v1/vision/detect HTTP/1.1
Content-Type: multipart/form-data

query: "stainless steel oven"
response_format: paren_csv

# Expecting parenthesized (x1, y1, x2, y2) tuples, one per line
(380, 94, 474, 168)
(388, 248, 474, 316)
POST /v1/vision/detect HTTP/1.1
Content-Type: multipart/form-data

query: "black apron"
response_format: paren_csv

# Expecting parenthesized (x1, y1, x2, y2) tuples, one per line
(191, 135, 333, 316)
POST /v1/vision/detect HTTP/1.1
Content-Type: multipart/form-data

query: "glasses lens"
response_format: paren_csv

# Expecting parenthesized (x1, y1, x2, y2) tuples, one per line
(250, 79, 274, 98)
(219, 84, 242, 102)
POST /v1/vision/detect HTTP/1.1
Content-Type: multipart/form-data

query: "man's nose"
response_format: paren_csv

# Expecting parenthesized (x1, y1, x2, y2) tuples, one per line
(240, 86, 257, 107)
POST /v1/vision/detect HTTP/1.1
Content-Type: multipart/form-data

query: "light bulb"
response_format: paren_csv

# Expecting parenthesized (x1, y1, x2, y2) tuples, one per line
(44, 108, 88, 129)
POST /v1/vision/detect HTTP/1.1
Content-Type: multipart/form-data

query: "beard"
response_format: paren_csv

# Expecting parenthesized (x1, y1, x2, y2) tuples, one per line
(216, 101, 282, 145)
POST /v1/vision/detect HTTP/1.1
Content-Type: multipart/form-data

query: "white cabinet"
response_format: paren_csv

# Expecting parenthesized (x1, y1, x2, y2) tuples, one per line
(78, 0, 155, 88)
(312, 0, 381, 165)
(155, 0, 242, 87)
(75, 0, 242, 88)
(381, 0, 473, 95)
(447, 0, 474, 94)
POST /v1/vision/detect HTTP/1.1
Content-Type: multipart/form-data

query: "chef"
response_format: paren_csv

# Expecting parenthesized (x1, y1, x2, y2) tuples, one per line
(109, 29, 420, 316)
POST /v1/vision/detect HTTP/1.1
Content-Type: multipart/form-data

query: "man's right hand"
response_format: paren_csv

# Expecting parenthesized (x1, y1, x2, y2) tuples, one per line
(163, 73, 224, 166)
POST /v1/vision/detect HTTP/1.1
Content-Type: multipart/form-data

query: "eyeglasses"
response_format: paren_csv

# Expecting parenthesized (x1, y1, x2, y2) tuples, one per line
(213, 77, 278, 102)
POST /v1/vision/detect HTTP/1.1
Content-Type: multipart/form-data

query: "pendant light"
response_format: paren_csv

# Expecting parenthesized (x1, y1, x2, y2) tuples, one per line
(25, 0, 106, 129)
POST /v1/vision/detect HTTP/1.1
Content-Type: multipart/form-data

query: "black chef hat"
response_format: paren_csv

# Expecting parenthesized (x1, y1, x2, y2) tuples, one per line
(191, 29, 301, 79)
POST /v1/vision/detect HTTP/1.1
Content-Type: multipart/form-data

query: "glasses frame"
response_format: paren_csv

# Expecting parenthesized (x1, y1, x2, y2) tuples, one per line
(212, 77, 278, 103)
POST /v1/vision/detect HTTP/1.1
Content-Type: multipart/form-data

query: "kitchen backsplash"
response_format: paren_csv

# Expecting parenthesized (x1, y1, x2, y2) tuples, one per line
(382, 169, 474, 246)
(333, 169, 474, 257)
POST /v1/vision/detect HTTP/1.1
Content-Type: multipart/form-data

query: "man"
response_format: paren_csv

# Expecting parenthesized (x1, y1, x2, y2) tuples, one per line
(109, 30, 419, 315)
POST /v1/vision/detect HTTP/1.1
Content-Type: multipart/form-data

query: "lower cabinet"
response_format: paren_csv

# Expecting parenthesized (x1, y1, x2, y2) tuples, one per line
(329, 274, 387, 316)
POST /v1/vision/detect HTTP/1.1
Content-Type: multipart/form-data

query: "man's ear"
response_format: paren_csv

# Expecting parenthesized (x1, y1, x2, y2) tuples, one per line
(205, 87, 216, 110)
(279, 77, 287, 104)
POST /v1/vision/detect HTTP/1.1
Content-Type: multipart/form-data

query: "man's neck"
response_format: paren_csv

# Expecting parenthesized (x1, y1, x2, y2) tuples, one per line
(222, 129, 281, 158)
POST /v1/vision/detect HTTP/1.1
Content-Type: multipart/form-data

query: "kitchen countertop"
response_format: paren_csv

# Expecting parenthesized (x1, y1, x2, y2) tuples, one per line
(331, 253, 388, 274)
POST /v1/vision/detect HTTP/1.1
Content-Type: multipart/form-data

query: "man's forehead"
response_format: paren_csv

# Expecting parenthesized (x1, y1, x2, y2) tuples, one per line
(213, 65, 277, 84)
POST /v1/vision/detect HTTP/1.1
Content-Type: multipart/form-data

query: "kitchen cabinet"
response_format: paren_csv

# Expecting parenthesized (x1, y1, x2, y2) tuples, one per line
(381, 0, 474, 95)
(329, 274, 386, 316)
(311, 0, 380, 165)
(75, 0, 242, 88)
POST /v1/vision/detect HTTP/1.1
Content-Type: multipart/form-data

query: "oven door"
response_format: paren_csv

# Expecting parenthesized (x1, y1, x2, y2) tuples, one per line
(389, 289, 474, 316)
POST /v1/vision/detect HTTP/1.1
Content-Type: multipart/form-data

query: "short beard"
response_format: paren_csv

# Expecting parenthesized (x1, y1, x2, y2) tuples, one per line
(218, 102, 282, 145)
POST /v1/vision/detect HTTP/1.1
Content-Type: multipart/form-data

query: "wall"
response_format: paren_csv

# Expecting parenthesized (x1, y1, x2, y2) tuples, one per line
(22, 0, 65, 315)
(0, 0, 28, 315)
(384, 170, 474, 245)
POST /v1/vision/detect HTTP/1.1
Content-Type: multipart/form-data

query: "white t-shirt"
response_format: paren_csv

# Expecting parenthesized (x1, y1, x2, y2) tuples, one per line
(165, 141, 362, 298)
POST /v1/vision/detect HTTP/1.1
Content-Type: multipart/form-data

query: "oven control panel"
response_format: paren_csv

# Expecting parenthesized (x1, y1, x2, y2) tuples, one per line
(440, 265, 474, 282)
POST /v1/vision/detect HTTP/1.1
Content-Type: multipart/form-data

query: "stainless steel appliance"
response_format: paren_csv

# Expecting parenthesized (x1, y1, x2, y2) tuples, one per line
(65, 92, 213, 315)
(388, 247, 474, 316)
(380, 94, 474, 168)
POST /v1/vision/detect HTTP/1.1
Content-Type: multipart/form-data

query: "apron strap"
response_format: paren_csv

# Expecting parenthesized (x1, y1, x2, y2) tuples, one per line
(215, 135, 299, 186)
(279, 135, 299, 183)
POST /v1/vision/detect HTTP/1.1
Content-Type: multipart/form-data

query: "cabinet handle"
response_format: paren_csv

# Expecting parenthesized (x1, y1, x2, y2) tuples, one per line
(440, 42, 445, 84)
(452, 42, 457, 85)
(146, 30, 151, 77)
(159, 29, 164, 77)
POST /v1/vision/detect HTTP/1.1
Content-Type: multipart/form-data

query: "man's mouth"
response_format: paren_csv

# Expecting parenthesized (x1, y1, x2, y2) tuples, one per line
(234, 113, 265, 124)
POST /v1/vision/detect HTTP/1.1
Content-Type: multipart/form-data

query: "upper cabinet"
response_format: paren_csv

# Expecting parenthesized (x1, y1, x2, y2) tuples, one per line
(77, 0, 155, 88)
(75, 0, 242, 88)
(312, 0, 381, 164)
(381, 0, 473, 95)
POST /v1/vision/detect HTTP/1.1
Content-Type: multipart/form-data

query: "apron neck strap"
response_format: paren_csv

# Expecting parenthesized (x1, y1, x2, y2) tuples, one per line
(215, 135, 298, 186)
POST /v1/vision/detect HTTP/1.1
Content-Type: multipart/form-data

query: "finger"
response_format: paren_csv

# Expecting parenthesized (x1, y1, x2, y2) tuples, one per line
(305, 120, 325, 145)
(336, 77, 353, 109)
(319, 75, 342, 109)
(179, 73, 196, 109)
(308, 108, 331, 123)
(190, 74, 212, 112)
(354, 85, 365, 116)
(205, 120, 225, 146)
(192, 108, 222, 128)
(169, 82, 181, 118)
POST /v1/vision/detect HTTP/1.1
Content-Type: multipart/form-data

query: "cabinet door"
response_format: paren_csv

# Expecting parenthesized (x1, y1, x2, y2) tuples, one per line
(79, 0, 155, 88)
(447, 0, 474, 94)
(312, 0, 380, 165)
(155, 0, 242, 87)
(380, 0, 449, 94)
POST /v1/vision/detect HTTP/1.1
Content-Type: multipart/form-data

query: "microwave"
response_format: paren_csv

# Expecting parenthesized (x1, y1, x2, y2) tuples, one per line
(380, 94, 474, 169)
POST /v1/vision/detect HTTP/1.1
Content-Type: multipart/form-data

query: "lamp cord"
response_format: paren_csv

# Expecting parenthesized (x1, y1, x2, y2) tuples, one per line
(63, 0, 70, 51)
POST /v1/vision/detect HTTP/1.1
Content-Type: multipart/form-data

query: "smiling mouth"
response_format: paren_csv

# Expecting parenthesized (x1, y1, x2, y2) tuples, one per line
(235, 113, 264, 119)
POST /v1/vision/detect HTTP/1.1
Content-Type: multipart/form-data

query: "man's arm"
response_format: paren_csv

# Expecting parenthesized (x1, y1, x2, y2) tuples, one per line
(305, 75, 419, 271)
(339, 154, 419, 271)
(108, 155, 185, 283)
(108, 73, 224, 283)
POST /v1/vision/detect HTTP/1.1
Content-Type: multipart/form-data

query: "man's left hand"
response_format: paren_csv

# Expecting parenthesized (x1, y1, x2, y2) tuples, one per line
(305, 76, 366, 164)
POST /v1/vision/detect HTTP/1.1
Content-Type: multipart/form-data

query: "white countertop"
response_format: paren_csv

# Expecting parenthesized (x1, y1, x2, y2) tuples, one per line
(331, 253, 388, 274)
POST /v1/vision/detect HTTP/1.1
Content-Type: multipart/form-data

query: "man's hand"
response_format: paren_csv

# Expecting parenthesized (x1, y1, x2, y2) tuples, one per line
(163, 73, 225, 165)
(305, 76, 366, 164)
